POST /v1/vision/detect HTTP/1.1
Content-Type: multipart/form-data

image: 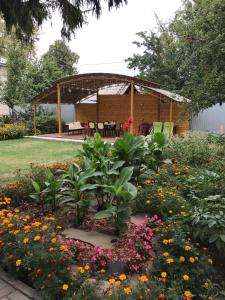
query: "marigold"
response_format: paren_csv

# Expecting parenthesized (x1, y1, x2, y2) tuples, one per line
(208, 259, 213, 264)
(183, 274, 190, 281)
(139, 275, 148, 283)
(179, 256, 185, 262)
(78, 267, 84, 273)
(161, 272, 167, 278)
(184, 290, 192, 297)
(189, 257, 195, 263)
(119, 274, 127, 281)
(166, 258, 174, 264)
(23, 237, 29, 244)
(34, 235, 41, 241)
(41, 225, 48, 231)
(16, 259, 22, 267)
(84, 264, 90, 270)
(184, 245, 191, 251)
(109, 278, 116, 285)
(163, 252, 169, 257)
(60, 245, 65, 251)
(62, 284, 69, 291)
(8, 223, 14, 228)
(115, 280, 121, 286)
(51, 238, 57, 243)
(124, 287, 132, 295)
(32, 221, 41, 227)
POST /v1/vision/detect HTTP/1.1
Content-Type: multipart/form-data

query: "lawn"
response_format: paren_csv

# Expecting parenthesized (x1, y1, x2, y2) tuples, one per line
(0, 138, 81, 186)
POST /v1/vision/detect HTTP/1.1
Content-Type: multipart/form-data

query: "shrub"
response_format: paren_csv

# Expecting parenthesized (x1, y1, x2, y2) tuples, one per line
(0, 123, 27, 140)
(164, 132, 221, 166)
(25, 115, 66, 135)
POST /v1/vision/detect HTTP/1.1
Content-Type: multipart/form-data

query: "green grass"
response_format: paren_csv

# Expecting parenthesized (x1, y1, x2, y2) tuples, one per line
(0, 138, 81, 186)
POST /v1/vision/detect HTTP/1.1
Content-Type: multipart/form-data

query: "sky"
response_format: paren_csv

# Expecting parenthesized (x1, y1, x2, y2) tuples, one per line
(37, 0, 182, 76)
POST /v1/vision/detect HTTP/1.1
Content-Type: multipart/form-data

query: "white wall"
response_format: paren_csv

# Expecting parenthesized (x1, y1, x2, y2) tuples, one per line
(191, 103, 225, 134)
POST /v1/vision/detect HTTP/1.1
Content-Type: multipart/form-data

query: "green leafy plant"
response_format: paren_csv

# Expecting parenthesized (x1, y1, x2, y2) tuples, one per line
(30, 169, 62, 213)
(190, 195, 225, 255)
(59, 163, 99, 225)
(95, 166, 137, 235)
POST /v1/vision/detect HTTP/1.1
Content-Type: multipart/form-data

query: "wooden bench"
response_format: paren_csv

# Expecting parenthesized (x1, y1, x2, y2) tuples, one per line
(67, 122, 84, 135)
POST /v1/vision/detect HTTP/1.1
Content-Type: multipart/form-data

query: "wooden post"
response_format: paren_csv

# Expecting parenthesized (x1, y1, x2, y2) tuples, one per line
(130, 80, 134, 134)
(169, 100, 173, 137)
(33, 104, 37, 136)
(96, 89, 99, 122)
(57, 83, 62, 137)
(74, 104, 76, 122)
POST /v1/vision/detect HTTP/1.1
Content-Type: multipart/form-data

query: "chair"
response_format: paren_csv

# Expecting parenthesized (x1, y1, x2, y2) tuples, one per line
(116, 123, 124, 137)
(163, 122, 174, 138)
(138, 122, 152, 136)
(97, 122, 105, 136)
(152, 122, 163, 134)
(67, 121, 84, 135)
(88, 121, 96, 136)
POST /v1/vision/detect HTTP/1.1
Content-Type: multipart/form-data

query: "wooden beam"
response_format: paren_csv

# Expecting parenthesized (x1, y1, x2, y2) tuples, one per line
(74, 103, 76, 122)
(130, 80, 134, 134)
(57, 83, 62, 137)
(33, 104, 37, 136)
(96, 88, 99, 122)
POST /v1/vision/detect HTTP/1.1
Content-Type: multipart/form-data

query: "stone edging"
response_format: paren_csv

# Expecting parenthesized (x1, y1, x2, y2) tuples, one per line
(0, 270, 42, 300)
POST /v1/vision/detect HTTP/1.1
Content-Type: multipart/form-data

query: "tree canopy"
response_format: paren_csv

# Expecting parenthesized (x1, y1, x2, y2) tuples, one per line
(126, 0, 225, 112)
(0, 0, 127, 42)
(0, 39, 79, 109)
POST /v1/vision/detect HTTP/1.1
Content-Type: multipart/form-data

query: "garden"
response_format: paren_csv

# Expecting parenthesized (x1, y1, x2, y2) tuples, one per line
(0, 131, 225, 300)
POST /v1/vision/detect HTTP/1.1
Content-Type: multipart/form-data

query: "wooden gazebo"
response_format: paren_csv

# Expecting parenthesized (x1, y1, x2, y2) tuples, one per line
(32, 73, 190, 136)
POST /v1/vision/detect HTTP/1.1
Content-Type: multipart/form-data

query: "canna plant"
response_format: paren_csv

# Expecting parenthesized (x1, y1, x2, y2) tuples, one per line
(59, 163, 100, 225)
(95, 166, 137, 235)
(30, 169, 62, 213)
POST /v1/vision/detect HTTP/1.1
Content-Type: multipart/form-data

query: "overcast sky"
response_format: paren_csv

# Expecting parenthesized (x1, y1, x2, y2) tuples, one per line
(37, 0, 182, 76)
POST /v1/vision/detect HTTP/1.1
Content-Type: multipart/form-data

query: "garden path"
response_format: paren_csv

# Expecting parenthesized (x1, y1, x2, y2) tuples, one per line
(63, 228, 118, 249)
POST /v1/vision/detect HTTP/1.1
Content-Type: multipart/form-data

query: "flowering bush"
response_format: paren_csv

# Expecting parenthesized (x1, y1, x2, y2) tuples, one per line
(126, 216, 158, 272)
(89, 246, 112, 272)
(0, 199, 85, 299)
(0, 123, 27, 140)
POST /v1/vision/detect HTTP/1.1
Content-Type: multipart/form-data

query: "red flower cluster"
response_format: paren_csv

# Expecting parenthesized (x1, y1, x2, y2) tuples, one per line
(123, 117, 133, 130)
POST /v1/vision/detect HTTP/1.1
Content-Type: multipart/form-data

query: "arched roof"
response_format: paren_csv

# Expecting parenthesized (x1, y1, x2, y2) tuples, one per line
(32, 73, 161, 104)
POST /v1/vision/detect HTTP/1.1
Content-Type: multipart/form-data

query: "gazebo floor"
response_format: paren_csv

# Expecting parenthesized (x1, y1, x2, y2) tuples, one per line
(34, 132, 117, 143)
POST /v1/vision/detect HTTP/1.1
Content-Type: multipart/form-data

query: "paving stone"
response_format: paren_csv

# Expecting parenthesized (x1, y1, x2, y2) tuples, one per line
(130, 213, 147, 226)
(0, 297, 10, 300)
(8, 291, 30, 300)
(0, 280, 7, 289)
(0, 286, 14, 298)
(63, 228, 117, 249)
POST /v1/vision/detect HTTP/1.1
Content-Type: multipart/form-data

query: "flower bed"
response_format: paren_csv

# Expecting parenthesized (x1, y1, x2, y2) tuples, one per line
(0, 123, 27, 140)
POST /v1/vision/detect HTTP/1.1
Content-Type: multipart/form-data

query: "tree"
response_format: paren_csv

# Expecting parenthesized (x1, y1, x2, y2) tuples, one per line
(126, 0, 225, 112)
(0, 0, 127, 42)
(41, 40, 79, 77)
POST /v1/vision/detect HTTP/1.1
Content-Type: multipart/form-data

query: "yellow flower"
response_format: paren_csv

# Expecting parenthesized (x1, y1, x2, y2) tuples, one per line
(179, 256, 185, 262)
(184, 290, 192, 298)
(62, 284, 69, 291)
(78, 267, 84, 273)
(183, 274, 190, 281)
(109, 278, 116, 285)
(163, 252, 169, 257)
(16, 259, 22, 267)
(189, 257, 195, 263)
(23, 237, 29, 244)
(139, 275, 148, 283)
(49, 247, 54, 252)
(41, 225, 48, 231)
(208, 259, 213, 264)
(60, 245, 65, 251)
(166, 258, 174, 264)
(161, 272, 167, 278)
(51, 238, 57, 243)
(124, 287, 132, 295)
(34, 235, 41, 241)
(14, 208, 20, 213)
(169, 210, 173, 214)
(115, 281, 121, 286)
(8, 223, 14, 228)
(184, 245, 192, 251)
(119, 274, 127, 281)
(84, 264, 90, 271)
(163, 239, 169, 245)
(56, 225, 62, 230)
(14, 230, 20, 235)
(32, 221, 41, 227)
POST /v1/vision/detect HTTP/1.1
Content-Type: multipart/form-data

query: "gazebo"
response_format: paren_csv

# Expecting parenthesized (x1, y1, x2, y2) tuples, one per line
(32, 73, 190, 137)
